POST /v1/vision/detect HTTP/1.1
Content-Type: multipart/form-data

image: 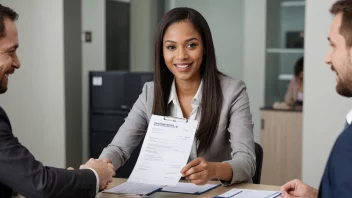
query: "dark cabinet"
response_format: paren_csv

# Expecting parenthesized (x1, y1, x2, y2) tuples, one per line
(89, 71, 153, 178)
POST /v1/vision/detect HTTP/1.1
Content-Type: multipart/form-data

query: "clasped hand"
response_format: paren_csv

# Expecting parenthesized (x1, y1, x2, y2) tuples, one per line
(68, 158, 115, 190)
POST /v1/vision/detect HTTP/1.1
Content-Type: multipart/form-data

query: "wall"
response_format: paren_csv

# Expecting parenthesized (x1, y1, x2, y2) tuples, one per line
(166, 0, 244, 80)
(130, 0, 158, 72)
(303, 0, 351, 188)
(0, 0, 66, 167)
(81, 0, 106, 161)
(243, 0, 266, 143)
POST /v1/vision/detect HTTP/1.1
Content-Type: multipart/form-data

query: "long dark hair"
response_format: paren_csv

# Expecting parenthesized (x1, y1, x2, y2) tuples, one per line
(294, 56, 304, 77)
(152, 7, 223, 154)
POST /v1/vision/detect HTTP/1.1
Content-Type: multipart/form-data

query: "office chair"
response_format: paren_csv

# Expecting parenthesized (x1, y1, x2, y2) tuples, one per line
(252, 142, 263, 184)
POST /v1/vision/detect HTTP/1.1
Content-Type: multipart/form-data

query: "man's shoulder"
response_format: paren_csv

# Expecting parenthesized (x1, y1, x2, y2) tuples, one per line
(338, 125, 352, 141)
(332, 125, 352, 152)
(0, 106, 10, 126)
(0, 106, 5, 115)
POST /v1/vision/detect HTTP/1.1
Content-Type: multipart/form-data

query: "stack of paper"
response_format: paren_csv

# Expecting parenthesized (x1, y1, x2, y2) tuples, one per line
(214, 188, 281, 198)
(103, 182, 221, 196)
(103, 182, 161, 196)
(161, 182, 221, 195)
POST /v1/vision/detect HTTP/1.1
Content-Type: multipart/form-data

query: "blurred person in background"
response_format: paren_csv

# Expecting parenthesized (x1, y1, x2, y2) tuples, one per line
(285, 56, 304, 109)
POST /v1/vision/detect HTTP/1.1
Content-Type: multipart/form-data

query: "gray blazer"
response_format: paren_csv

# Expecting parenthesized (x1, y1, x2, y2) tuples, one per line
(99, 75, 256, 184)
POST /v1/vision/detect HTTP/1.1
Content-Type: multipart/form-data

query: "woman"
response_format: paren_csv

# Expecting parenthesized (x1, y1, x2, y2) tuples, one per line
(99, 7, 256, 185)
(285, 57, 304, 108)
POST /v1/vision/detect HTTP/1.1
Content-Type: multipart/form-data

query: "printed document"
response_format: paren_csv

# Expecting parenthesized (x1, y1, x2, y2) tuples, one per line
(128, 115, 198, 186)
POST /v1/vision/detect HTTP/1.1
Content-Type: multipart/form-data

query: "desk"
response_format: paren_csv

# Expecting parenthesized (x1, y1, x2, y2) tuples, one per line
(96, 178, 280, 198)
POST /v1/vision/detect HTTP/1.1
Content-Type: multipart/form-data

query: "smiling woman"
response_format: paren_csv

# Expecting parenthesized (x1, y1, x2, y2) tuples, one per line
(99, 7, 256, 186)
(162, 22, 203, 83)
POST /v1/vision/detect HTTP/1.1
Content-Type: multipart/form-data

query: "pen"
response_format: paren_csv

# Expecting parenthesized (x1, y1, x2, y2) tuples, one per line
(229, 190, 242, 198)
(267, 192, 282, 198)
(117, 193, 144, 197)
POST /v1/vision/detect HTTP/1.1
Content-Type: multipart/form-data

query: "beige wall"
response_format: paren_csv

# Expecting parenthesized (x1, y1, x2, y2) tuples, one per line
(130, 0, 158, 72)
(243, 0, 266, 143)
(0, 0, 66, 167)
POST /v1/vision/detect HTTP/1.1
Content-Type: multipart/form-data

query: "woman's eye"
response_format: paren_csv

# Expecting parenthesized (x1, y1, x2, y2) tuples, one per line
(166, 46, 176, 50)
(187, 43, 197, 48)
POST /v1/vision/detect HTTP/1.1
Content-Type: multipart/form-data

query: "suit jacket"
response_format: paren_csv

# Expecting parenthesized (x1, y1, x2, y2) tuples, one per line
(0, 106, 97, 198)
(99, 75, 256, 184)
(318, 124, 352, 197)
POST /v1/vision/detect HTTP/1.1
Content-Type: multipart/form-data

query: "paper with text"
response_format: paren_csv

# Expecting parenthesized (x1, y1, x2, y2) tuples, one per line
(128, 115, 198, 186)
(214, 188, 281, 198)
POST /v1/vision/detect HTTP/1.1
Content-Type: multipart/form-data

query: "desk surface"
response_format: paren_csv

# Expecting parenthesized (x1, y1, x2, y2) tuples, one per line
(96, 178, 281, 198)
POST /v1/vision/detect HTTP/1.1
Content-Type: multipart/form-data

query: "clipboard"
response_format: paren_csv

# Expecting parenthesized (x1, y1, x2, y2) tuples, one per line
(164, 116, 188, 123)
(127, 114, 198, 186)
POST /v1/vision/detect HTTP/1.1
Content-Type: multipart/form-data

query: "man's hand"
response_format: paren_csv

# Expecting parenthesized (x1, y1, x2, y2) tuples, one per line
(281, 179, 318, 198)
(80, 158, 115, 190)
(100, 158, 112, 164)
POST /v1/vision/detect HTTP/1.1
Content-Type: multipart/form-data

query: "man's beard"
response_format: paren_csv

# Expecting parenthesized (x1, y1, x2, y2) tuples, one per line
(0, 87, 7, 94)
(0, 79, 7, 94)
(336, 77, 352, 97)
(336, 58, 352, 97)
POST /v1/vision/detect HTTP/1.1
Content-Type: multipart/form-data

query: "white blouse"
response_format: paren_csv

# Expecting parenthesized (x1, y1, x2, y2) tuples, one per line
(167, 79, 203, 161)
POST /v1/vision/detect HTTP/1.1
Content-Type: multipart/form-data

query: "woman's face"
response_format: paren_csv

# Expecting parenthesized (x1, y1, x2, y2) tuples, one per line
(162, 21, 204, 82)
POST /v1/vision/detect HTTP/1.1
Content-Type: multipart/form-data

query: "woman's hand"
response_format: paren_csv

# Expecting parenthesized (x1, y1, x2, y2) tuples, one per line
(180, 157, 216, 185)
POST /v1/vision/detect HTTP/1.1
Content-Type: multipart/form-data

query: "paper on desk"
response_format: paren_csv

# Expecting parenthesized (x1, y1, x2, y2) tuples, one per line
(161, 182, 221, 194)
(128, 115, 198, 186)
(214, 188, 281, 198)
(103, 182, 161, 195)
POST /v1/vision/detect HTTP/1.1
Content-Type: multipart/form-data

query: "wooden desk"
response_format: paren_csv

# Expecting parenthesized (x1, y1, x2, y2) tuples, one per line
(96, 178, 280, 197)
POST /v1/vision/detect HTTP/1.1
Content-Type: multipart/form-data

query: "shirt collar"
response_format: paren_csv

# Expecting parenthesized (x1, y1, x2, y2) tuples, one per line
(167, 78, 203, 106)
(168, 79, 178, 105)
(346, 108, 352, 124)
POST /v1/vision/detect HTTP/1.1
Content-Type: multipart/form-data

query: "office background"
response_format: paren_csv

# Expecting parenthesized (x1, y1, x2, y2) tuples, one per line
(0, 0, 349, 189)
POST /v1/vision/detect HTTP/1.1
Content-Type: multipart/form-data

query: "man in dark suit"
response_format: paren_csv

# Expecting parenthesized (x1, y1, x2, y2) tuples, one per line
(281, 0, 352, 197)
(0, 4, 115, 198)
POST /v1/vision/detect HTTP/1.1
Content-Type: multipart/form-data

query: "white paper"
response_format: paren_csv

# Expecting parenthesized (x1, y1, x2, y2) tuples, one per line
(216, 189, 242, 197)
(215, 189, 281, 198)
(161, 182, 219, 194)
(103, 182, 161, 195)
(128, 115, 198, 186)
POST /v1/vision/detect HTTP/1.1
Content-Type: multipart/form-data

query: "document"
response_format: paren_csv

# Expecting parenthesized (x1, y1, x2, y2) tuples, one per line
(128, 115, 198, 186)
(103, 182, 161, 195)
(214, 188, 281, 198)
(161, 182, 221, 194)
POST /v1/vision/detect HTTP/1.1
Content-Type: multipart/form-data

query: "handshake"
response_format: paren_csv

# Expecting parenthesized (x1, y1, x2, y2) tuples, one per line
(68, 158, 115, 190)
